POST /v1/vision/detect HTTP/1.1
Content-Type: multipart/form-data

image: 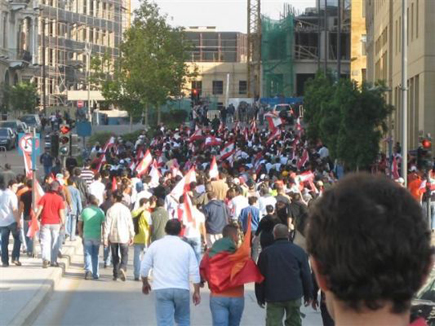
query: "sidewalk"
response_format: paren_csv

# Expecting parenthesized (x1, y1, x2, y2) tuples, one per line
(0, 238, 83, 326)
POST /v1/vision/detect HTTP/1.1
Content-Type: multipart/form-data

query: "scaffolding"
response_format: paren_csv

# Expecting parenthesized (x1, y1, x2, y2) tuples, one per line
(261, 8, 295, 98)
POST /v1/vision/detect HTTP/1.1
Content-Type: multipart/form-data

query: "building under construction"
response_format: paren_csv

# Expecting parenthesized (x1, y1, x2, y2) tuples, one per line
(248, 1, 351, 98)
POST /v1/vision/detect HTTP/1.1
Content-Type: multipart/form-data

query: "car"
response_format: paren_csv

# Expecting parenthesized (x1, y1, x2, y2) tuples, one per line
(272, 104, 295, 123)
(20, 114, 42, 132)
(0, 120, 29, 136)
(0, 127, 17, 150)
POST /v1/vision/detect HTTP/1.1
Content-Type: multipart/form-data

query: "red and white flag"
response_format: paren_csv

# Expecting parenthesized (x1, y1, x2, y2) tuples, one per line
(205, 136, 222, 147)
(189, 127, 204, 142)
(295, 118, 303, 133)
(136, 149, 153, 176)
(250, 120, 257, 135)
(218, 122, 225, 134)
(267, 128, 281, 144)
(111, 176, 118, 192)
(149, 160, 161, 188)
(27, 179, 45, 239)
(233, 121, 240, 134)
(170, 167, 197, 200)
(97, 136, 116, 171)
(265, 113, 284, 130)
(183, 192, 196, 227)
(220, 142, 236, 161)
(209, 156, 219, 179)
(391, 155, 400, 180)
(299, 170, 315, 183)
(23, 152, 33, 178)
(129, 160, 136, 171)
(297, 149, 309, 170)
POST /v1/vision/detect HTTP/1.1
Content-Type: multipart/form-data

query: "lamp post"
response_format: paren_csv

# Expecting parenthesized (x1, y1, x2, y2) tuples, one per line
(401, 0, 408, 185)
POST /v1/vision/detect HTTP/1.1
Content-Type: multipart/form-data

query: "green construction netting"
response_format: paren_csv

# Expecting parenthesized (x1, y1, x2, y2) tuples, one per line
(261, 14, 294, 98)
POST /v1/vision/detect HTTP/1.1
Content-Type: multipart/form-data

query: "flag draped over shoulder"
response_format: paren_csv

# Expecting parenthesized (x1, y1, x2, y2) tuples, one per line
(200, 214, 264, 293)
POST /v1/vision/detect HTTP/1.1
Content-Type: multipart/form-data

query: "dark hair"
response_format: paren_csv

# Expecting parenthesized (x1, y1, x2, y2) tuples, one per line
(94, 172, 101, 180)
(88, 194, 99, 206)
(73, 167, 81, 176)
(139, 197, 148, 206)
(306, 173, 432, 314)
(165, 219, 182, 236)
(222, 224, 238, 239)
(26, 179, 33, 188)
(248, 196, 257, 205)
(266, 204, 274, 214)
(8, 179, 18, 188)
(112, 190, 123, 202)
(156, 198, 165, 207)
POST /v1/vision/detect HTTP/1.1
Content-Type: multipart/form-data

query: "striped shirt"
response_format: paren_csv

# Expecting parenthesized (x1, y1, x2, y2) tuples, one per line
(80, 168, 95, 186)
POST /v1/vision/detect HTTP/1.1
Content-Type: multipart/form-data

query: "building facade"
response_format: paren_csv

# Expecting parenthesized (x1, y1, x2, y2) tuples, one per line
(365, 0, 435, 150)
(350, 0, 367, 84)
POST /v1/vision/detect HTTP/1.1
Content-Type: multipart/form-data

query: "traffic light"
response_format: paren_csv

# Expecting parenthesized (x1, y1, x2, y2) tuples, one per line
(191, 89, 200, 105)
(70, 134, 81, 157)
(50, 134, 59, 157)
(59, 124, 71, 156)
(417, 136, 432, 170)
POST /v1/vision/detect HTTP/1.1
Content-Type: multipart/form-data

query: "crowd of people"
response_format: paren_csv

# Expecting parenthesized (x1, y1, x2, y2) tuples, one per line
(0, 107, 433, 326)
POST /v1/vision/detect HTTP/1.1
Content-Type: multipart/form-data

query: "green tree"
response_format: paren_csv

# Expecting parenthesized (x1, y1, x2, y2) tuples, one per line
(2, 82, 38, 114)
(304, 74, 393, 170)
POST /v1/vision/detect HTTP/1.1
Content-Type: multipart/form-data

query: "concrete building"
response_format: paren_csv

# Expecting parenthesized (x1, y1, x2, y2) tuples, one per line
(350, 0, 367, 85)
(365, 0, 435, 150)
(184, 27, 248, 106)
(0, 0, 39, 108)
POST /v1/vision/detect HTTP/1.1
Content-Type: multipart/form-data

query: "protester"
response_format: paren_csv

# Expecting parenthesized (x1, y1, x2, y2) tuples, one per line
(306, 173, 432, 326)
(18, 180, 34, 256)
(203, 191, 230, 248)
(254, 205, 281, 250)
(88, 172, 106, 206)
(78, 195, 105, 280)
(66, 178, 82, 241)
(150, 198, 169, 243)
(141, 219, 201, 326)
(40, 148, 54, 177)
(132, 197, 152, 281)
(103, 190, 135, 281)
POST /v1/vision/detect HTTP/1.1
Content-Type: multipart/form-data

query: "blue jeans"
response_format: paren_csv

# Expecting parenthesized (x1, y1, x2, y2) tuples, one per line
(44, 165, 51, 177)
(0, 222, 21, 265)
(104, 245, 111, 266)
(23, 220, 34, 254)
(154, 288, 190, 326)
(133, 244, 145, 279)
(186, 237, 201, 262)
(84, 239, 100, 279)
(40, 224, 61, 264)
(66, 214, 77, 240)
(210, 296, 245, 326)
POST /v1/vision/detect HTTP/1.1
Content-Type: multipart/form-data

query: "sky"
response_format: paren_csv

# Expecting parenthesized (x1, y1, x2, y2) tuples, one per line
(131, 0, 317, 33)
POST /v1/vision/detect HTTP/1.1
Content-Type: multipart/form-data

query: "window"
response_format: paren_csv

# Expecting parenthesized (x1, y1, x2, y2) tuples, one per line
(416, 0, 419, 38)
(212, 81, 223, 95)
(411, 3, 414, 41)
(239, 81, 247, 94)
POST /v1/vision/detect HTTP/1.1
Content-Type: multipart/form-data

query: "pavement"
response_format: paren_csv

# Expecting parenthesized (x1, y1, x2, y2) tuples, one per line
(0, 238, 82, 326)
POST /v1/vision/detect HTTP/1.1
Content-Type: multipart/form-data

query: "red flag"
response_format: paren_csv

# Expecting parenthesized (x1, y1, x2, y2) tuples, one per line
(265, 113, 284, 130)
(111, 176, 117, 192)
(170, 167, 197, 200)
(209, 156, 219, 180)
(205, 136, 223, 147)
(189, 127, 204, 142)
(183, 192, 196, 227)
(244, 127, 249, 142)
(391, 155, 400, 180)
(149, 160, 161, 188)
(27, 179, 45, 239)
(137, 150, 153, 176)
(23, 151, 33, 178)
(200, 214, 264, 293)
(219, 142, 235, 161)
(267, 128, 281, 144)
(97, 136, 116, 171)
(297, 149, 309, 170)
(250, 120, 257, 135)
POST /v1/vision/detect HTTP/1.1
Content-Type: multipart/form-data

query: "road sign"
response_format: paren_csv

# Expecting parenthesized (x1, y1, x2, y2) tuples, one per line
(77, 100, 84, 108)
(18, 133, 41, 156)
(76, 121, 92, 137)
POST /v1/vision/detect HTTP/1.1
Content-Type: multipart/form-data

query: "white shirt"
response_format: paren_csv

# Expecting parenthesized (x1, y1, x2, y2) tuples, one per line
(319, 146, 330, 159)
(0, 189, 18, 227)
(231, 195, 249, 220)
(258, 195, 277, 217)
(88, 180, 106, 206)
(134, 190, 153, 210)
(141, 236, 200, 290)
(104, 202, 135, 244)
(184, 207, 205, 239)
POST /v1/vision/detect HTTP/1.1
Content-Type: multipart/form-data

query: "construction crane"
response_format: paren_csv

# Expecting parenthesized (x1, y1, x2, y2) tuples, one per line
(247, 0, 261, 98)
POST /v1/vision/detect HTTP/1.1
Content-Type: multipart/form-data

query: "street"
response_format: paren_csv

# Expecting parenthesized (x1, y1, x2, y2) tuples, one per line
(32, 245, 323, 326)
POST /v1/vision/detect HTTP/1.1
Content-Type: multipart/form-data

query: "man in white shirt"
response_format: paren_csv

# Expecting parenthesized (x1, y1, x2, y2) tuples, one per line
(230, 186, 249, 221)
(182, 198, 206, 262)
(141, 219, 201, 326)
(0, 179, 21, 267)
(88, 172, 106, 206)
(258, 187, 277, 218)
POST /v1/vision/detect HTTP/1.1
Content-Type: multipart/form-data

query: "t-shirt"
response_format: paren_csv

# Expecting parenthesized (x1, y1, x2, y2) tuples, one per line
(183, 207, 205, 239)
(38, 192, 65, 225)
(0, 189, 18, 227)
(79, 206, 105, 240)
(20, 190, 32, 220)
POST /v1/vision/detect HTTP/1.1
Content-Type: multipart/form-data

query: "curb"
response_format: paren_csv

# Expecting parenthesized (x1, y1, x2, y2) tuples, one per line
(8, 239, 83, 326)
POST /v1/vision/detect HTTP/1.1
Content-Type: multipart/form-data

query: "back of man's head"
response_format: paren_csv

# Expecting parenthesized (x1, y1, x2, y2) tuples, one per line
(222, 224, 238, 243)
(307, 173, 432, 315)
(273, 224, 289, 240)
(165, 219, 181, 236)
(156, 198, 165, 208)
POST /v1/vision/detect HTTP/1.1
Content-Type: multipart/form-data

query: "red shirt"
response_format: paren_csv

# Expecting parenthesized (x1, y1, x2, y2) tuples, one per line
(38, 192, 65, 225)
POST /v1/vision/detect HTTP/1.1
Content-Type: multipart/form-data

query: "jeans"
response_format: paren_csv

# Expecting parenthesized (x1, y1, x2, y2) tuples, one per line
(84, 239, 100, 279)
(154, 288, 190, 326)
(210, 296, 244, 326)
(23, 220, 34, 255)
(0, 222, 21, 264)
(57, 226, 66, 252)
(43, 165, 51, 177)
(40, 224, 61, 264)
(186, 237, 201, 262)
(104, 245, 111, 266)
(133, 244, 146, 279)
(66, 214, 77, 240)
(266, 298, 301, 326)
(111, 243, 128, 278)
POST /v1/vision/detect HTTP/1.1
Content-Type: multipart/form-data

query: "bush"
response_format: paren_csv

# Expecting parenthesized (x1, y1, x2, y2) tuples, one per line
(87, 131, 114, 147)
(122, 130, 145, 143)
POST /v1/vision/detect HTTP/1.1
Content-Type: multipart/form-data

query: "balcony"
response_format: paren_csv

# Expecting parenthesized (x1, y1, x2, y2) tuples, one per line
(18, 49, 32, 63)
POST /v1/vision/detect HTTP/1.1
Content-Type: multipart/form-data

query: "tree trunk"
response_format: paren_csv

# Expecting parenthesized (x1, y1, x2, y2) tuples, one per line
(129, 115, 133, 132)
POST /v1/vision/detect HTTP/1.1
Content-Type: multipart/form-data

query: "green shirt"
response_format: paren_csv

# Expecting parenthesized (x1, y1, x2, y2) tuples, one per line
(151, 207, 169, 242)
(79, 206, 105, 240)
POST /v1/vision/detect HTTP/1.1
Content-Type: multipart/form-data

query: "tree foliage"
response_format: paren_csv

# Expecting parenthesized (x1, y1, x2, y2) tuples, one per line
(91, 0, 195, 123)
(1, 82, 38, 114)
(304, 73, 393, 170)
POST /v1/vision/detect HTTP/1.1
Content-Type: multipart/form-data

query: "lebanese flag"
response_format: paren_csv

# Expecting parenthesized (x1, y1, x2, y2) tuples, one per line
(189, 127, 204, 142)
(295, 118, 303, 133)
(250, 120, 257, 135)
(200, 214, 264, 293)
(218, 121, 225, 134)
(136, 148, 144, 161)
(244, 127, 249, 142)
(183, 192, 196, 228)
(111, 176, 118, 192)
(136, 149, 153, 176)
(297, 149, 309, 170)
(170, 167, 197, 200)
(23, 152, 33, 178)
(299, 170, 315, 183)
(209, 156, 219, 179)
(267, 128, 281, 144)
(96, 136, 116, 171)
(129, 160, 136, 171)
(233, 121, 240, 134)
(149, 160, 161, 188)
(220, 142, 235, 161)
(205, 136, 222, 147)
(265, 113, 284, 130)
(391, 155, 400, 180)
(27, 179, 45, 239)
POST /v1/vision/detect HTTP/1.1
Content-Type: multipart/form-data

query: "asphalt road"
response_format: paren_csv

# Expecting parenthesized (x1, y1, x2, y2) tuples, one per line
(32, 245, 323, 326)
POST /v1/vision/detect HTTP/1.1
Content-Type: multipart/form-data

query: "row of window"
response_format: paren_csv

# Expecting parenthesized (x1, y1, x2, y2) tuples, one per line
(395, 0, 419, 56)
(192, 80, 247, 95)
(40, 0, 117, 21)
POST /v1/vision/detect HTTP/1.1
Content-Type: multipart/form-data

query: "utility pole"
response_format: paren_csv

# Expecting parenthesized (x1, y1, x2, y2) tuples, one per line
(401, 0, 408, 185)
(337, 0, 341, 79)
(317, 0, 321, 71)
(42, 24, 46, 114)
(85, 43, 92, 124)
(324, 0, 328, 74)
